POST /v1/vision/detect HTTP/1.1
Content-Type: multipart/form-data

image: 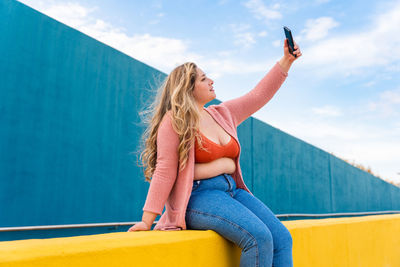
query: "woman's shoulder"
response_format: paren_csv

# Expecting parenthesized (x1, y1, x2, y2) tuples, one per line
(158, 110, 177, 136)
(205, 103, 226, 114)
(205, 104, 235, 126)
(161, 110, 173, 122)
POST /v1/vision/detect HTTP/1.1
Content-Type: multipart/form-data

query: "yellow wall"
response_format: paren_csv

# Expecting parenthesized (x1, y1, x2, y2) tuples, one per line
(1, 214, 399, 267)
(285, 214, 400, 267)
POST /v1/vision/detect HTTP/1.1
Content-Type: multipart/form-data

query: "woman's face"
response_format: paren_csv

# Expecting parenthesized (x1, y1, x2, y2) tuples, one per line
(193, 68, 215, 106)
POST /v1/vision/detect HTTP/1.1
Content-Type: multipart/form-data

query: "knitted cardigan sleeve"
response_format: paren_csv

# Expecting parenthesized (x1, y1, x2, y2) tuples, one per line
(221, 62, 288, 127)
(142, 112, 179, 215)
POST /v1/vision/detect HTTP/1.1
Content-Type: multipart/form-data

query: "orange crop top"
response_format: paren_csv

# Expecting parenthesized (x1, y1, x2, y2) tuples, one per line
(195, 131, 239, 163)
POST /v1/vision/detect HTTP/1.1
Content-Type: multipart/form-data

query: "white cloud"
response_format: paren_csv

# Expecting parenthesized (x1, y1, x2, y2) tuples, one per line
(18, 0, 277, 77)
(18, 1, 203, 72)
(299, 1, 400, 77)
(218, 0, 229, 5)
(311, 105, 343, 117)
(152, 1, 162, 9)
(381, 90, 400, 104)
(314, 0, 331, 4)
(149, 12, 165, 25)
(40, 2, 97, 29)
(234, 32, 255, 47)
(258, 31, 267, 37)
(230, 24, 256, 48)
(272, 39, 281, 47)
(367, 88, 400, 118)
(290, 121, 359, 140)
(362, 80, 376, 87)
(201, 58, 275, 80)
(299, 17, 339, 42)
(244, 0, 282, 23)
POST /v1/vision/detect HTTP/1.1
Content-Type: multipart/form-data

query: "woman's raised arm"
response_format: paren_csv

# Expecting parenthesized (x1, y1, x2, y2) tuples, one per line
(222, 39, 301, 127)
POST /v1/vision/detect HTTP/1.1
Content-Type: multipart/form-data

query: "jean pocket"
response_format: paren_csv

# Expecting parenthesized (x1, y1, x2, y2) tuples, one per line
(192, 180, 201, 191)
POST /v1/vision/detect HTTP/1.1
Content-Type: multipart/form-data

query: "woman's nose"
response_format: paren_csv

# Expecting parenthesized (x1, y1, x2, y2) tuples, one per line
(209, 79, 214, 85)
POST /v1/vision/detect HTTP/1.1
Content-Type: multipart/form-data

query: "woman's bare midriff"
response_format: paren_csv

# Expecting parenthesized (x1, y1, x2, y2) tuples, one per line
(193, 157, 236, 180)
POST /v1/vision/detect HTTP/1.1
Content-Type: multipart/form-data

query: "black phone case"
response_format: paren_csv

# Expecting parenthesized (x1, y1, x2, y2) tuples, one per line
(283, 26, 296, 57)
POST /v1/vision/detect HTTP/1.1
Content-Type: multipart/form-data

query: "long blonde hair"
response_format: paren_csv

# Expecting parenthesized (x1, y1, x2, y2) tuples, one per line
(139, 62, 205, 182)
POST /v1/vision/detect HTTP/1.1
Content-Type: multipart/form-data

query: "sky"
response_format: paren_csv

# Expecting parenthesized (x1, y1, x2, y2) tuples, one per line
(18, 0, 400, 186)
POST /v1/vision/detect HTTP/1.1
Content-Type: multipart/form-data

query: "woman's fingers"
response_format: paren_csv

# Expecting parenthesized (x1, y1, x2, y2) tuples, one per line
(294, 47, 302, 57)
(127, 226, 136, 232)
(292, 41, 301, 58)
(283, 39, 291, 56)
(284, 38, 289, 48)
(127, 224, 141, 232)
(127, 222, 150, 232)
(283, 39, 302, 59)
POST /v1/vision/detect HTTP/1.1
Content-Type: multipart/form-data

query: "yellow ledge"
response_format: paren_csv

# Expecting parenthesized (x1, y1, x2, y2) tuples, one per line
(1, 214, 399, 267)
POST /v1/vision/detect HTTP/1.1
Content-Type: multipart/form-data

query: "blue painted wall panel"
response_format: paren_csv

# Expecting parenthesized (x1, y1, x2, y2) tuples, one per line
(251, 118, 332, 214)
(1, 0, 165, 229)
(237, 117, 254, 191)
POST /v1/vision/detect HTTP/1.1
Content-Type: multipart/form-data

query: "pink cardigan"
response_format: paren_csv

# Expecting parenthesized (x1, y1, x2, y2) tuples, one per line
(142, 62, 288, 230)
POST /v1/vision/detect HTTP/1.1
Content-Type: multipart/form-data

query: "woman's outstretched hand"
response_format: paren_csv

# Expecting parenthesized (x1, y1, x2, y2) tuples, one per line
(127, 221, 151, 232)
(284, 38, 302, 61)
(279, 39, 302, 73)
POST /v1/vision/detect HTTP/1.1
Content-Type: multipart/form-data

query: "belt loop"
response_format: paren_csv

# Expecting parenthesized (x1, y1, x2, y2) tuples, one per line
(223, 174, 232, 190)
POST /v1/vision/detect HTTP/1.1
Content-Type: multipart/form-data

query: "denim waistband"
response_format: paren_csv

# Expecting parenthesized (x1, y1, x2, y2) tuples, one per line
(192, 174, 236, 193)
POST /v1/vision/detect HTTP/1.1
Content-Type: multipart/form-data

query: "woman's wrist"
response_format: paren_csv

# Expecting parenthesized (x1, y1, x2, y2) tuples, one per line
(141, 220, 151, 229)
(278, 56, 293, 73)
(142, 210, 157, 229)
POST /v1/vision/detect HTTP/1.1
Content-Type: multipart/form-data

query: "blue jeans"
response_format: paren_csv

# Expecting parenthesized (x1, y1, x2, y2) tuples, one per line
(185, 174, 293, 267)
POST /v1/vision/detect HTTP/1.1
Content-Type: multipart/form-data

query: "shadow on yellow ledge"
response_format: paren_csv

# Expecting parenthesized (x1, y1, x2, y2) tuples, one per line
(1, 214, 399, 267)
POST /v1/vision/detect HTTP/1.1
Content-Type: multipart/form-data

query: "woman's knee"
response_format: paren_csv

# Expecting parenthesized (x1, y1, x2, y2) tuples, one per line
(251, 224, 274, 250)
(237, 222, 273, 252)
(276, 226, 293, 250)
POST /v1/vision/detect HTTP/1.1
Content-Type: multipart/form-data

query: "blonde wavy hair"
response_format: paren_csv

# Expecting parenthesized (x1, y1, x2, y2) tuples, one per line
(139, 62, 206, 182)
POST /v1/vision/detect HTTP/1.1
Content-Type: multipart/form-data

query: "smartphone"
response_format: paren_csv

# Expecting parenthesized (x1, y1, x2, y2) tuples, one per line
(283, 26, 296, 57)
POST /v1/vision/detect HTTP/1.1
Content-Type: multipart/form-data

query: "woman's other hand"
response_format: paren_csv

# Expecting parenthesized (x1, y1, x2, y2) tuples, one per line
(127, 221, 151, 232)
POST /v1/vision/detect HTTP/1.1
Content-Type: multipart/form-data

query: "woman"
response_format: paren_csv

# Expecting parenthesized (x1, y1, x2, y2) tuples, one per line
(128, 39, 301, 267)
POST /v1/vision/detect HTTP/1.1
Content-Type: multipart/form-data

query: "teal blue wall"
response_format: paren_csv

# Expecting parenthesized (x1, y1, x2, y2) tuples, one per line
(0, 0, 163, 238)
(237, 118, 400, 215)
(1, 0, 399, 241)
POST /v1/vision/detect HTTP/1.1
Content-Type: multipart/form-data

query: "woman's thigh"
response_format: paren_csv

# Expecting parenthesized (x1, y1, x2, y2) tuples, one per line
(233, 188, 293, 250)
(186, 188, 273, 250)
